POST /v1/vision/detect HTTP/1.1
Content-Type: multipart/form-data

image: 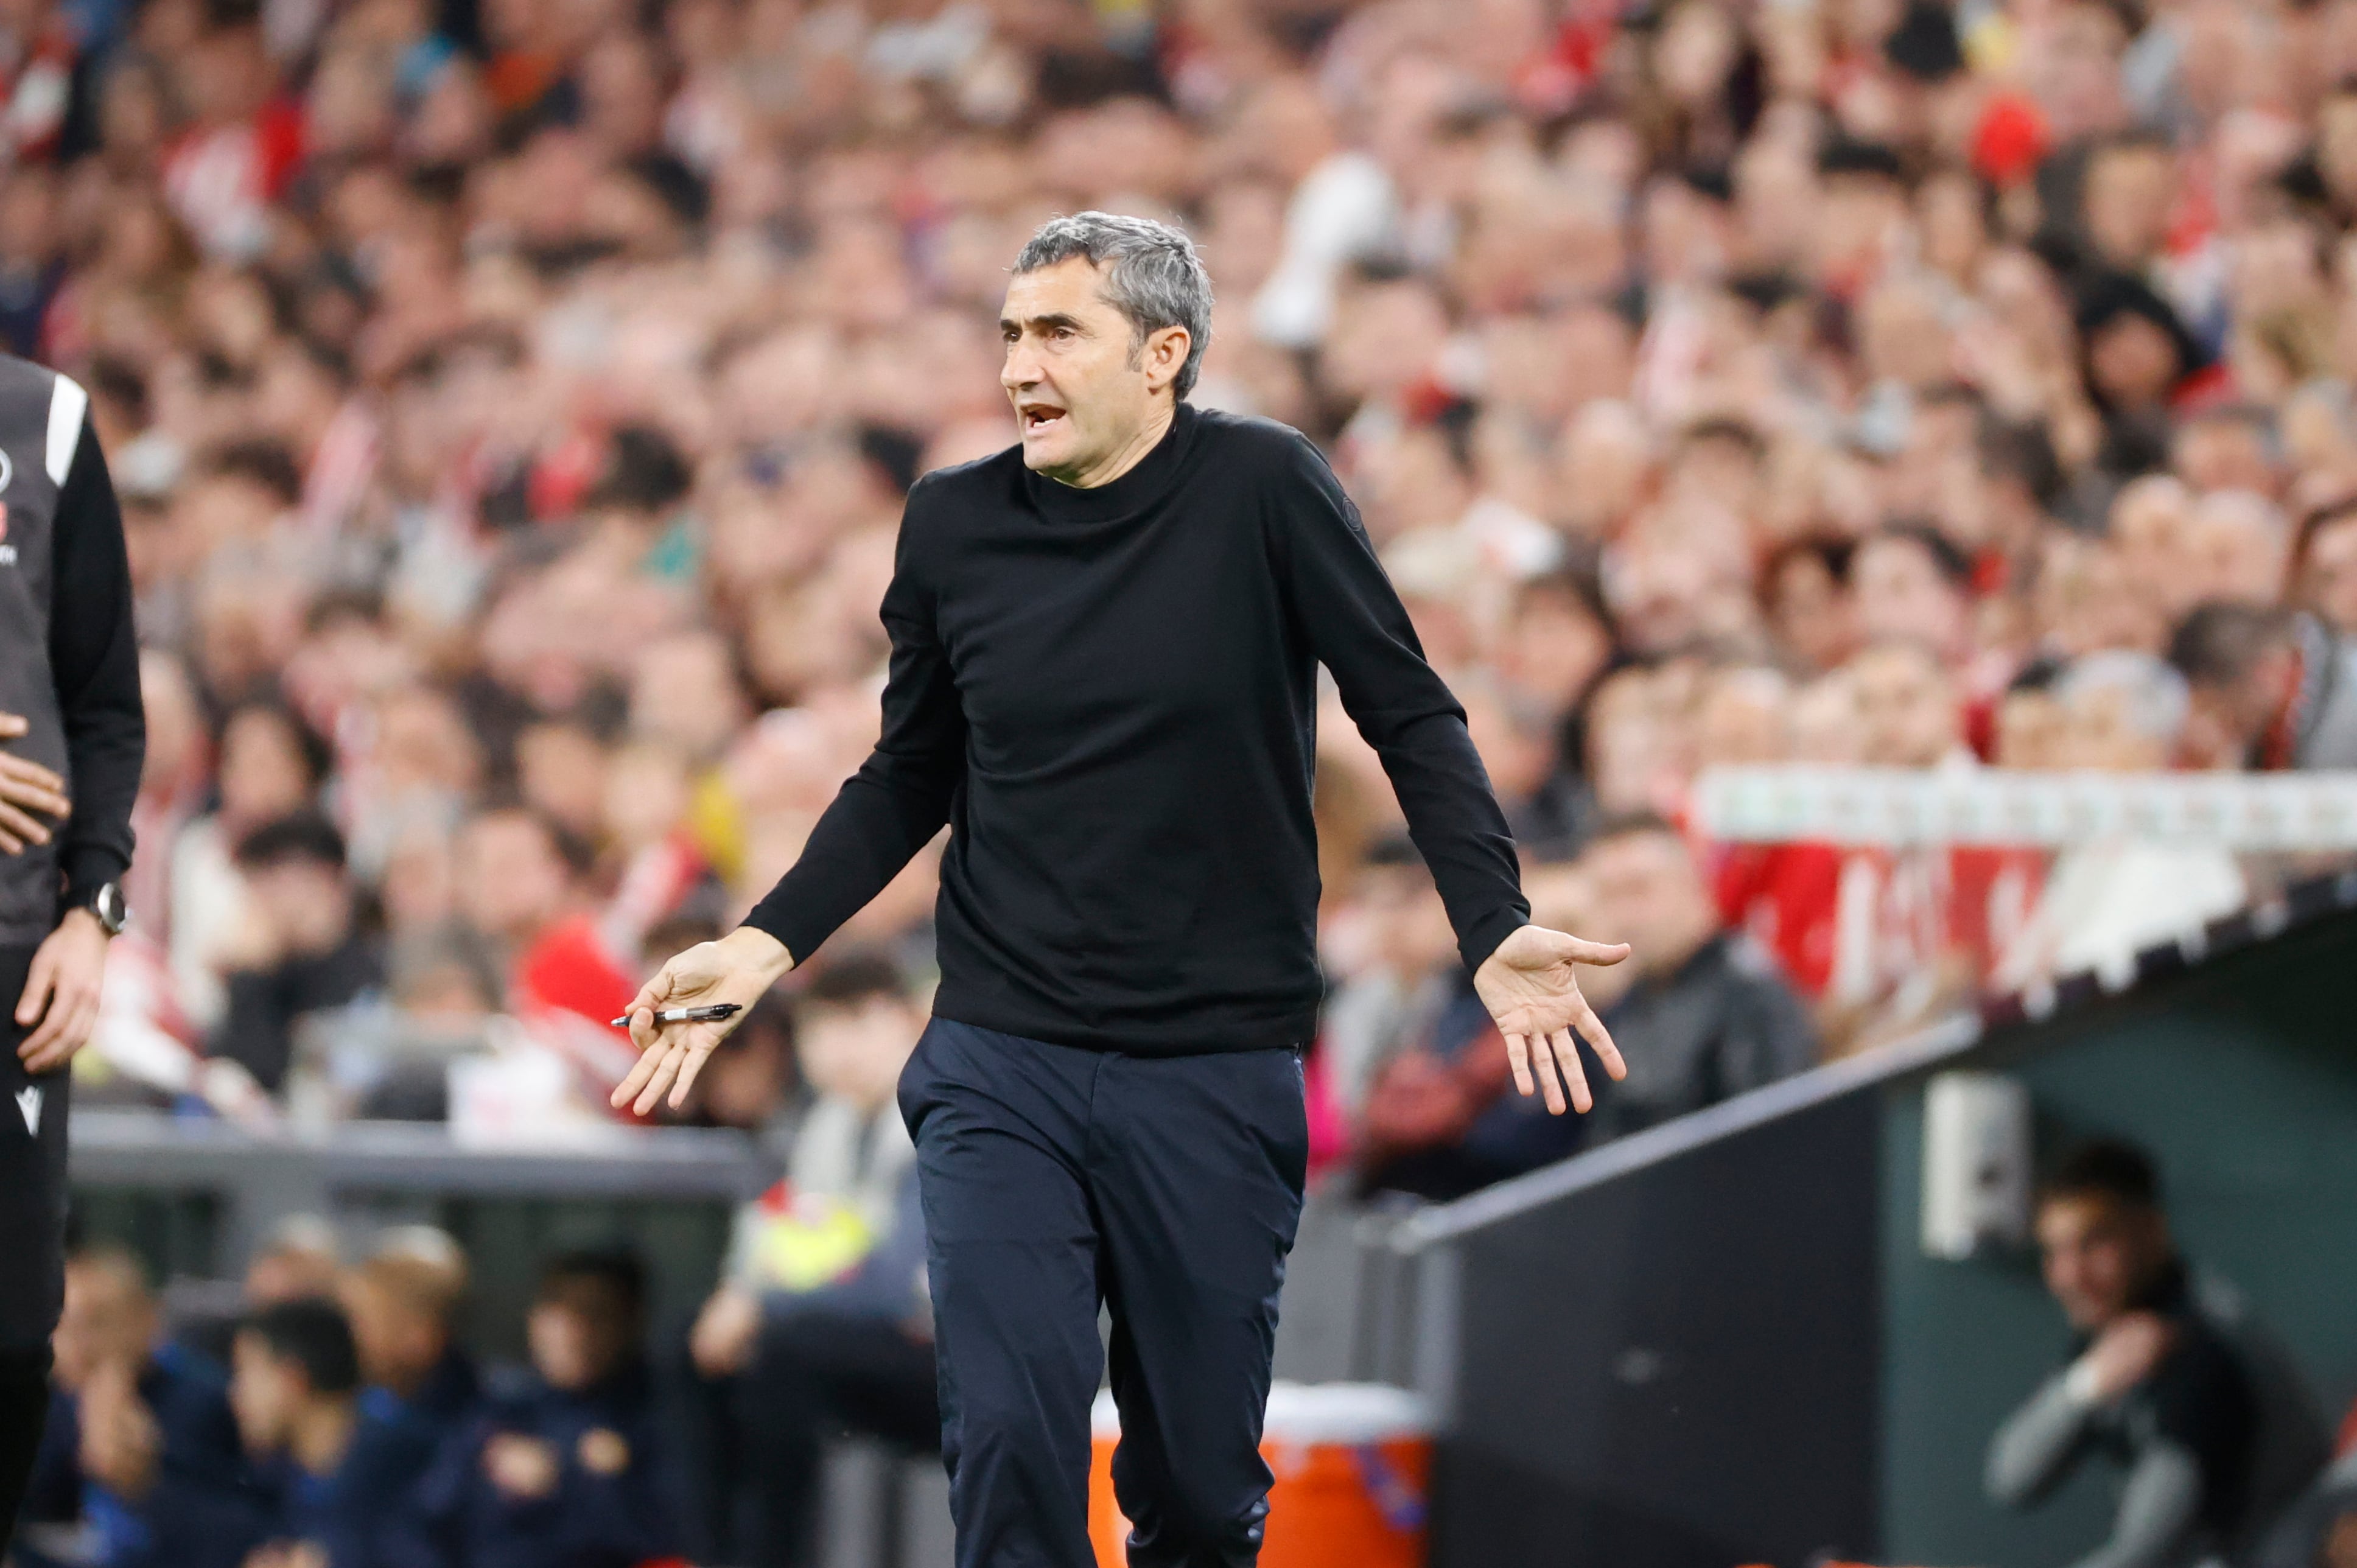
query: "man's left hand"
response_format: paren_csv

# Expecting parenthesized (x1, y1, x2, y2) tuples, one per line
(16, 908, 109, 1074)
(1473, 923, 1631, 1116)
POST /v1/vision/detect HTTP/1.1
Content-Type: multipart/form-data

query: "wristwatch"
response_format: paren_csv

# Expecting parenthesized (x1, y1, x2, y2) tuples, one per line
(82, 882, 128, 937)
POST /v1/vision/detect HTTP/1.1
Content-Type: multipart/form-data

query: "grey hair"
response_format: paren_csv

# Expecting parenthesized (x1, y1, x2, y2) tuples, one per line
(1013, 212, 1213, 399)
(2058, 651, 2190, 747)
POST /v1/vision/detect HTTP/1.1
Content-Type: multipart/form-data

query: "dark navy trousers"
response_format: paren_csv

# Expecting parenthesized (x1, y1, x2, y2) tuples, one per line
(898, 1018, 1308, 1568)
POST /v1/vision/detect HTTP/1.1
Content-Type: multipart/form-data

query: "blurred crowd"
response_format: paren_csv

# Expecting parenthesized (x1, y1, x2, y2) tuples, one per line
(16, 0, 2357, 1179)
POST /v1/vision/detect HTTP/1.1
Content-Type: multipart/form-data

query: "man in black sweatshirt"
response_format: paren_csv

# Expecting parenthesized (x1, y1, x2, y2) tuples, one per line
(0, 359, 145, 1548)
(614, 213, 1629, 1568)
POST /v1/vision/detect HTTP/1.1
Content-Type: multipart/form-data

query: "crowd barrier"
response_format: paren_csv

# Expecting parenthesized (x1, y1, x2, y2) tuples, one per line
(1693, 763, 2357, 849)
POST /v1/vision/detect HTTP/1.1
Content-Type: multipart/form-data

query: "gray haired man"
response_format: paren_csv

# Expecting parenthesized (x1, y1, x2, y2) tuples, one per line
(616, 213, 1632, 1567)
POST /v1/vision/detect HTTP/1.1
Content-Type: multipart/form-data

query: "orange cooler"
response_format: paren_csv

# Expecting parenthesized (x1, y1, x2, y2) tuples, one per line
(1087, 1382, 1433, 1568)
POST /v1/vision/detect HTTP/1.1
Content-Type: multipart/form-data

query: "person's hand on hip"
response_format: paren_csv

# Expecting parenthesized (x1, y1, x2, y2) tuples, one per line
(0, 712, 70, 855)
(18, 907, 110, 1073)
(611, 926, 796, 1115)
(1473, 923, 1631, 1116)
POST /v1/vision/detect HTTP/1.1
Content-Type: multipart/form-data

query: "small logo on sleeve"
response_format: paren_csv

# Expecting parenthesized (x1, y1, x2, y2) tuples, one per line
(15, 1087, 40, 1135)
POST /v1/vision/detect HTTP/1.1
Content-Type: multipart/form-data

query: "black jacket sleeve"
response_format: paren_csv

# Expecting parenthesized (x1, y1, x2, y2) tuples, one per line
(49, 414, 142, 909)
(1270, 432, 1529, 974)
(741, 481, 964, 964)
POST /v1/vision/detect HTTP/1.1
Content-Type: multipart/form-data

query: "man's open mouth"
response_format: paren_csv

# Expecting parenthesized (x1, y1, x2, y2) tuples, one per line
(1020, 404, 1066, 435)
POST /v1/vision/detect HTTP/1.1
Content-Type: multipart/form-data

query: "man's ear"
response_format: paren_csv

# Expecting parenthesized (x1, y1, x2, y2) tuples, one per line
(1143, 326, 1190, 394)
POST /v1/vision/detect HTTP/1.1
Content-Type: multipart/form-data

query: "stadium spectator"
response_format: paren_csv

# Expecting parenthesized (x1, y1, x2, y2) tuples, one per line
(1343, 847, 1636, 1196)
(400, 1250, 678, 1568)
(2169, 603, 2357, 770)
(1342, 836, 1602, 1200)
(2292, 500, 2357, 637)
(209, 811, 384, 1096)
(1994, 653, 2246, 987)
(1571, 814, 1815, 1144)
(452, 808, 595, 998)
(1852, 524, 1977, 668)
(1988, 1141, 2328, 1568)
(450, 805, 646, 1105)
(169, 701, 331, 1032)
(18, 1246, 261, 1568)
(680, 951, 933, 1568)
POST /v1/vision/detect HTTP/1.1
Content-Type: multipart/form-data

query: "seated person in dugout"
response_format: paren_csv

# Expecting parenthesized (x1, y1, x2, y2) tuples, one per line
(1988, 1139, 2330, 1568)
(231, 1295, 455, 1568)
(339, 1231, 483, 1465)
(399, 1250, 679, 1568)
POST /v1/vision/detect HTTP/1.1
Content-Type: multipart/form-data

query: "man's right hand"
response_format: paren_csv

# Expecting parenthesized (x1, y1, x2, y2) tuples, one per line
(0, 712, 70, 856)
(611, 926, 796, 1115)
(2077, 1311, 2176, 1404)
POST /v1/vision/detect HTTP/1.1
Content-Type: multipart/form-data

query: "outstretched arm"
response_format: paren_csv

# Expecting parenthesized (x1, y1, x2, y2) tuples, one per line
(1271, 432, 1627, 1113)
(1990, 1314, 2179, 1517)
(614, 495, 963, 1113)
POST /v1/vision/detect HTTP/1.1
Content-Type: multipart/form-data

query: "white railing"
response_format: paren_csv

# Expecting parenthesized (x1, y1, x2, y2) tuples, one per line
(1692, 765, 2357, 850)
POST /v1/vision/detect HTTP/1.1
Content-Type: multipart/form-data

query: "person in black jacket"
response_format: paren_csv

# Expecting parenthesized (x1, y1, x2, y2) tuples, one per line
(611, 212, 1631, 1568)
(208, 811, 384, 1096)
(1574, 814, 1818, 1145)
(0, 359, 144, 1549)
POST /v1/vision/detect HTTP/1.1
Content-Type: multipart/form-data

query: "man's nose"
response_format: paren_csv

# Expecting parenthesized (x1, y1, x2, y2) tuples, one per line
(1002, 338, 1039, 390)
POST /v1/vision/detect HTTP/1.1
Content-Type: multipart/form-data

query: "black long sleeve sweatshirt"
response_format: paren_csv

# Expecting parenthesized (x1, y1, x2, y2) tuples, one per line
(48, 418, 142, 910)
(744, 404, 1528, 1055)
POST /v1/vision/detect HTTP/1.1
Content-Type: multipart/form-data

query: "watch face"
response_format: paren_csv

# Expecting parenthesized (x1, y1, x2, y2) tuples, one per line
(94, 884, 127, 934)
